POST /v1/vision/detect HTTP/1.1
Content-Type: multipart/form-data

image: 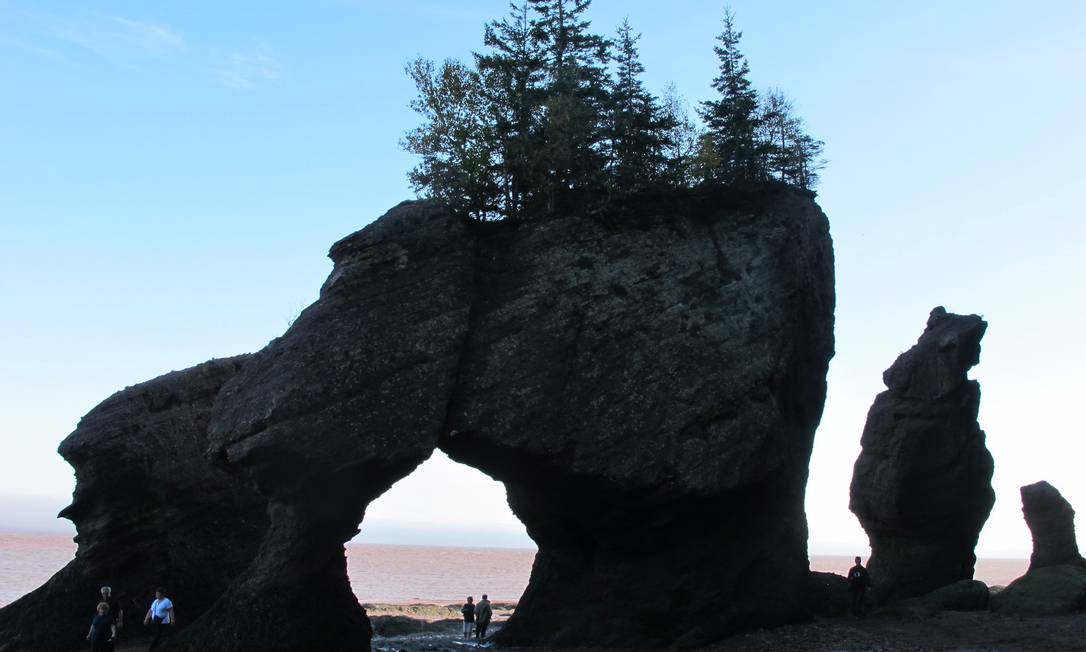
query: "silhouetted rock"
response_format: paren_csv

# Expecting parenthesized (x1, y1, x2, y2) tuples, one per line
(849, 307, 995, 602)
(1021, 481, 1085, 571)
(888, 580, 990, 618)
(991, 564, 1086, 616)
(170, 186, 834, 651)
(0, 358, 267, 652)
(807, 572, 851, 617)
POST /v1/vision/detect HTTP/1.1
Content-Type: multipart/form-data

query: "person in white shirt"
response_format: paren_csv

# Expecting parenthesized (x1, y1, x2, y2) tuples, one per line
(143, 588, 175, 651)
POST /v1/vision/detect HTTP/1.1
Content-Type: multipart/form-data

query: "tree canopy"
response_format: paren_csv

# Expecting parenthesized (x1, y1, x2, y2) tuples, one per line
(403, 2, 825, 220)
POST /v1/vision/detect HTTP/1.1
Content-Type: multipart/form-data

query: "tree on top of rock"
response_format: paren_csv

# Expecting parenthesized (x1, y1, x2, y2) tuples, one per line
(606, 19, 675, 194)
(529, 0, 611, 211)
(758, 88, 826, 189)
(403, 58, 498, 220)
(476, 1, 548, 219)
(700, 9, 761, 185)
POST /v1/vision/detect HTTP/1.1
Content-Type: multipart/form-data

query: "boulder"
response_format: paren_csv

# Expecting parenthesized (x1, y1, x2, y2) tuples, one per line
(849, 307, 995, 602)
(1021, 481, 1086, 571)
(807, 572, 851, 617)
(0, 358, 268, 652)
(172, 186, 835, 651)
(990, 564, 1086, 616)
(888, 579, 989, 618)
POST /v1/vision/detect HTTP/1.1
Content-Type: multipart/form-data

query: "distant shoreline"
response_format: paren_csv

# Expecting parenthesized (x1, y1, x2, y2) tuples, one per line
(1, 532, 1030, 609)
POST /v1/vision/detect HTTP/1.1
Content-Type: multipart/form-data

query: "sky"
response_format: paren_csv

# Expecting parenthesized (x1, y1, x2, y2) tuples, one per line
(1, 0, 1084, 558)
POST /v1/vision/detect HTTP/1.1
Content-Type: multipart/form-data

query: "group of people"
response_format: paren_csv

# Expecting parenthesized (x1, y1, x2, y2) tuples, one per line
(85, 585, 175, 651)
(459, 594, 493, 642)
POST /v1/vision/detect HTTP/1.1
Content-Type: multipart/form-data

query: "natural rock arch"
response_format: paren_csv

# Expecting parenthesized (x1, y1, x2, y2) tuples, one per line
(0, 186, 834, 652)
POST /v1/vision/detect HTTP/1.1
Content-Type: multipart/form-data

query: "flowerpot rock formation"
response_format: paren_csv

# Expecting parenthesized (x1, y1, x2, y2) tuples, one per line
(849, 307, 995, 602)
(1, 186, 835, 651)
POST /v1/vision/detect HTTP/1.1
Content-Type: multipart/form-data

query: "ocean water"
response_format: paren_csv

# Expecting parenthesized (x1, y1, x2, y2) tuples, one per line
(0, 532, 1030, 608)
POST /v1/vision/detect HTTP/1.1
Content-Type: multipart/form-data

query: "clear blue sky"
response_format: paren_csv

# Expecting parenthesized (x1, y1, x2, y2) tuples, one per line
(1, 0, 1083, 555)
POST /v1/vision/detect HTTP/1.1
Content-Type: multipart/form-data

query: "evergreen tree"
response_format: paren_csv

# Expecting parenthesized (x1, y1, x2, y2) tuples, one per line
(528, 0, 611, 210)
(757, 88, 795, 181)
(699, 8, 762, 184)
(756, 88, 825, 190)
(607, 19, 674, 194)
(403, 58, 499, 219)
(476, 2, 547, 218)
(660, 83, 702, 188)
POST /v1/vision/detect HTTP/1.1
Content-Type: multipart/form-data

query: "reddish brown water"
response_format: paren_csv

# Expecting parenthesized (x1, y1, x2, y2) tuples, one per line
(0, 533, 1030, 607)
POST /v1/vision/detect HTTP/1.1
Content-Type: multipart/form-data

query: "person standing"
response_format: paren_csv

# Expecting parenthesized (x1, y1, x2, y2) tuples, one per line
(460, 596, 475, 640)
(474, 594, 492, 641)
(847, 556, 872, 617)
(143, 587, 175, 651)
(98, 586, 123, 650)
(86, 602, 116, 652)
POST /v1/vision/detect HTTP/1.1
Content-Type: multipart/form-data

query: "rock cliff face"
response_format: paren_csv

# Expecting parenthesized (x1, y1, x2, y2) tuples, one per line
(849, 307, 995, 601)
(0, 358, 268, 652)
(173, 188, 834, 651)
(1021, 481, 1085, 571)
(1, 186, 835, 652)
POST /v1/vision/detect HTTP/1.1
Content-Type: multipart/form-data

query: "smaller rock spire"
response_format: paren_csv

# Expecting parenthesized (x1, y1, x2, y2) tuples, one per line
(1021, 481, 1086, 571)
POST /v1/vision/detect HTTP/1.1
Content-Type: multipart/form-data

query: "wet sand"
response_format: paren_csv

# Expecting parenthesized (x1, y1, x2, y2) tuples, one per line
(371, 612, 1086, 652)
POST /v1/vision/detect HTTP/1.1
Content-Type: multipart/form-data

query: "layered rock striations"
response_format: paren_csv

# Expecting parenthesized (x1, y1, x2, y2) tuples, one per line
(2, 185, 835, 652)
(849, 307, 995, 601)
(0, 358, 268, 652)
(1021, 481, 1085, 571)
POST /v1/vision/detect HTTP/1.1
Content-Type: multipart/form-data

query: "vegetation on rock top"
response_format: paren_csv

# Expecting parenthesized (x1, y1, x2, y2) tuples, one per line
(403, 1, 825, 221)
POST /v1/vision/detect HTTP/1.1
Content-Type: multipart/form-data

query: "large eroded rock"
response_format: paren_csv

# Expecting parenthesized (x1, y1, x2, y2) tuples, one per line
(0, 358, 267, 652)
(172, 186, 834, 651)
(1, 186, 834, 652)
(1022, 481, 1085, 571)
(849, 307, 995, 601)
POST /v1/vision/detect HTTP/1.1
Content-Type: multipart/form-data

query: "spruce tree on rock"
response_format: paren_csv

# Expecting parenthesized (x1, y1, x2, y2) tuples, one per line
(700, 9, 762, 185)
(607, 20, 674, 194)
(476, 2, 547, 219)
(528, 0, 611, 211)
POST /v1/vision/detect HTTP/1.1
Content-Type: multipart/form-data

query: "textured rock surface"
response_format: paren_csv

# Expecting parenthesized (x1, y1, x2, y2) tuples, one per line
(849, 307, 995, 602)
(0, 358, 267, 652)
(888, 580, 990, 618)
(170, 186, 834, 651)
(991, 564, 1086, 616)
(1021, 481, 1085, 571)
(171, 201, 479, 652)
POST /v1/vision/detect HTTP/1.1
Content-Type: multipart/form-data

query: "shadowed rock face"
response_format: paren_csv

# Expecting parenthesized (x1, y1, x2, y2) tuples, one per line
(1021, 481, 1085, 571)
(169, 187, 835, 651)
(0, 357, 268, 652)
(849, 307, 995, 602)
(1, 186, 835, 652)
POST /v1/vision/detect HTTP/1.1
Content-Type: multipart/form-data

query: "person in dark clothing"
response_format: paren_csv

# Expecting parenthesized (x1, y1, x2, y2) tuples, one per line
(98, 586, 122, 650)
(86, 602, 116, 652)
(847, 556, 872, 616)
(460, 596, 475, 640)
(474, 594, 492, 640)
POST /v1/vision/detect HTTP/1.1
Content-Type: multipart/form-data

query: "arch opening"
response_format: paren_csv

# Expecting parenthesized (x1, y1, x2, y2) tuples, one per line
(348, 450, 535, 639)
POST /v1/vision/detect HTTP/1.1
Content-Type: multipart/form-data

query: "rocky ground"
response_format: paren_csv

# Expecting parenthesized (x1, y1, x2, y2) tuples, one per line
(364, 612, 1086, 652)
